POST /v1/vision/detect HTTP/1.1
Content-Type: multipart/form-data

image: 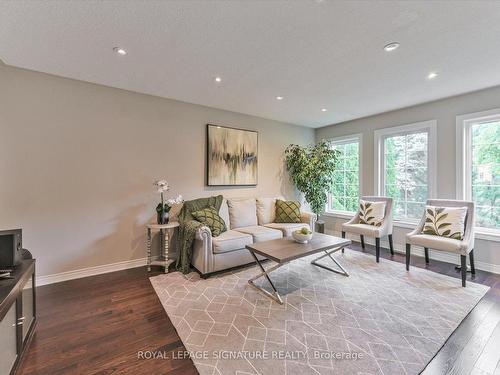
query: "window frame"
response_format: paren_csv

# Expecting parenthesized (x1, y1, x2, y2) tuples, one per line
(374, 120, 437, 224)
(325, 133, 363, 217)
(456, 108, 500, 240)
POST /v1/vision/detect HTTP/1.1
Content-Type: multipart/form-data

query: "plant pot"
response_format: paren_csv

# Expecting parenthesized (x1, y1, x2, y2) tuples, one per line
(157, 210, 169, 225)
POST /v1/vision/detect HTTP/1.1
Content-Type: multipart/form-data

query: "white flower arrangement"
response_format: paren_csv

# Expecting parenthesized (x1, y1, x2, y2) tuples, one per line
(167, 195, 183, 206)
(154, 179, 170, 194)
(154, 179, 184, 224)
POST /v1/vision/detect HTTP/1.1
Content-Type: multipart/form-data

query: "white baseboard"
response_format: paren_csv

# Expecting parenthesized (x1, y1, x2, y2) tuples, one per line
(326, 230, 500, 275)
(37, 257, 149, 286)
(36, 231, 500, 286)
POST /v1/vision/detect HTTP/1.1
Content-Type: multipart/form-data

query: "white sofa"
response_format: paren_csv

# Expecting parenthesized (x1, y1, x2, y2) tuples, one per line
(191, 197, 317, 276)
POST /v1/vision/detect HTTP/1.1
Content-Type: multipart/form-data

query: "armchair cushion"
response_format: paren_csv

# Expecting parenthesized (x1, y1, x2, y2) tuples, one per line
(234, 225, 283, 242)
(359, 199, 385, 226)
(422, 206, 467, 240)
(191, 206, 227, 237)
(275, 199, 301, 223)
(212, 230, 253, 254)
(342, 223, 384, 237)
(264, 222, 310, 237)
(406, 234, 463, 254)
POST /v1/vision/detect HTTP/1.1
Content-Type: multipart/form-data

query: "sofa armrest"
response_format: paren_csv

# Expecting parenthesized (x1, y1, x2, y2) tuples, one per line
(195, 225, 212, 241)
(301, 211, 317, 231)
(192, 226, 214, 275)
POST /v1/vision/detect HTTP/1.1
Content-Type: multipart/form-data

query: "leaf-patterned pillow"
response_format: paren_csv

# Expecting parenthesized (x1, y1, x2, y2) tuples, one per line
(422, 206, 467, 240)
(358, 200, 386, 226)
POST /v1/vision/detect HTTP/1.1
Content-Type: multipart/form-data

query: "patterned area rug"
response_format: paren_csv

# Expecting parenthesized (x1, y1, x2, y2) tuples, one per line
(150, 249, 489, 375)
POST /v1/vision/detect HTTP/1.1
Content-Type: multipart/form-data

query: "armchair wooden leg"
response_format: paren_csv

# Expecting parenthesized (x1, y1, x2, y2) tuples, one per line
(424, 248, 429, 264)
(388, 234, 394, 255)
(360, 235, 365, 250)
(469, 249, 475, 275)
(461, 255, 467, 287)
(406, 244, 411, 271)
(341, 231, 345, 253)
(375, 238, 380, 263)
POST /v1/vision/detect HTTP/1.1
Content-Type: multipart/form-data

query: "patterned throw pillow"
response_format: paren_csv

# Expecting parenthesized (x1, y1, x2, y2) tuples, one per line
(191, 206, 227, 237)
(422, 206, 467, 240)
(358, 199, 386, 226)
(275, 200, 301, 223)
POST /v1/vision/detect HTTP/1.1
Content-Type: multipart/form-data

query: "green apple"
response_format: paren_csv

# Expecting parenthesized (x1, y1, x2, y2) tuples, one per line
(300, 227, 311, 235)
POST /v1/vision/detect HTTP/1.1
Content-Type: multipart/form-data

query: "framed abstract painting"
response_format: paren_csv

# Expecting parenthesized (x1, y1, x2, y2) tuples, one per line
(206, 124, 258, 186)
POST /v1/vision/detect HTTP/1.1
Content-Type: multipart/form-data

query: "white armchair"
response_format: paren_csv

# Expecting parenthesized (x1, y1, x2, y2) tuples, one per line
(341, 196, 394, 262)
(406, 199, 475, 287)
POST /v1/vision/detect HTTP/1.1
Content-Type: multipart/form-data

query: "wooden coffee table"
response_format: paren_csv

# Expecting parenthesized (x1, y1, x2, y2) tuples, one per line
(245, 233, 351, 304)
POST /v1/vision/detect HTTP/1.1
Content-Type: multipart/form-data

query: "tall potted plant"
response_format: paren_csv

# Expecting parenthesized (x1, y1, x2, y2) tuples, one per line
(284, 140, 340, 218)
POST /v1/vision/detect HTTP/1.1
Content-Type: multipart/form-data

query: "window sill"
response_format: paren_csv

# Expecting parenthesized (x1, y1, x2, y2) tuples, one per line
(323, 212, 418, 228)
(475, 228, 500, 242)
(323, 211, 356, 220)
(323, 213, 500, 242)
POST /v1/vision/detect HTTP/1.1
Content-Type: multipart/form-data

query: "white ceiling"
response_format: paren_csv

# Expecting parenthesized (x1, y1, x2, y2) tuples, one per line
(1, 1, 500, 128)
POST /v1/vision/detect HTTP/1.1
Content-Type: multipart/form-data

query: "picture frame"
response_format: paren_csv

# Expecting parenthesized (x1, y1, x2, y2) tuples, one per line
(206, 124, 258, 186)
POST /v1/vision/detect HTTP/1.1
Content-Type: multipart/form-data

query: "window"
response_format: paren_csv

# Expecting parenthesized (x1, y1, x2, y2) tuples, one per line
(374, 120, 437, 222)
(327, 135, 361, 213)
(457, 109, 500, 232)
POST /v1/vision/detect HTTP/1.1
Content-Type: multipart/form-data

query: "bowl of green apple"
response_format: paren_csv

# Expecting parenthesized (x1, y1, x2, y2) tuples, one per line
(292, 227, 313, 243)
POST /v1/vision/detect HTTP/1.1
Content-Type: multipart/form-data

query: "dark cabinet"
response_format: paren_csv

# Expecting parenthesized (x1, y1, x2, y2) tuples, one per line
(0, 260, 36, 375)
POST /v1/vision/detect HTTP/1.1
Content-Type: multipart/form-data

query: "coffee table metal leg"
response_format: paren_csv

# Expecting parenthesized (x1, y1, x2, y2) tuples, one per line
(311, 248, 349, 276)
(248, 250, 284, 305)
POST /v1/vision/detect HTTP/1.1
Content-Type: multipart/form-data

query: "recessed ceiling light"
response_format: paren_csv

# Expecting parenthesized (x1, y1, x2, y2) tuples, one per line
(113, 47, 127, 55)
(321, 108, 327, 112)
(427, 72, 438, 80)
(214, 76, 222, 83)
(383, 42, 400, 52)
(276, 96, 284, 100)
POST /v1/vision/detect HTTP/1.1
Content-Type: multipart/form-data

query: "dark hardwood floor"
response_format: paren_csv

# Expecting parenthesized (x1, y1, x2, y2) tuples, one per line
(18, 266, 198, 375)
(18, 242, 500, 375)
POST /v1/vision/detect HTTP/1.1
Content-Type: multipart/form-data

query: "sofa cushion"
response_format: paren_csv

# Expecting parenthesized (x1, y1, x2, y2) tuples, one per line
(219, 199, 230, 228)
(275, 199, 301, 223)
(264, 223, 310, 237)
(256, 197, 277, 225)
(212, 230, 253, 254)
(227, 198, 258, 229)
(234, 225, 283, 242)
(191, 206, 227, 237)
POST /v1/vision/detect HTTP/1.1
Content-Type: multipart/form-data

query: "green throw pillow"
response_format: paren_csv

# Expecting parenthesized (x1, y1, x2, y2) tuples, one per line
(275, 199, 301, 223)
(191, 206, 227, 237)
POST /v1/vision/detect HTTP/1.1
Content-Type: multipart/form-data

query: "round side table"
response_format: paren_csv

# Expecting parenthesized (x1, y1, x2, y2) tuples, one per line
(146, 222, 179, 273)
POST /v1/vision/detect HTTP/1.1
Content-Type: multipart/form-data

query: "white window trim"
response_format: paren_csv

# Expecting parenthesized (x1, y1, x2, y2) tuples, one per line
(325, 133, 363, 217)
(456, 108, 500, 241)
(373, 120, 438, 224)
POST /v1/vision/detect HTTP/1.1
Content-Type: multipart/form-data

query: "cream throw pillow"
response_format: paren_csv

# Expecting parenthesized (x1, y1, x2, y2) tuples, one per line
(422, 206, 467, 240)
(256, 197, 277, 225)
(227, 198, 258, 229)
(358, 200, 386, 226)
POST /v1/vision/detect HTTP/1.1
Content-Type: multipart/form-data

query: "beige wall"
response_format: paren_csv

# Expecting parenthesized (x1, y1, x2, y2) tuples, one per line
(316, 86, 500, 271)
(0, 65, 314, 277)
